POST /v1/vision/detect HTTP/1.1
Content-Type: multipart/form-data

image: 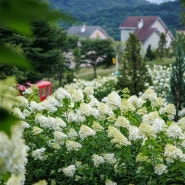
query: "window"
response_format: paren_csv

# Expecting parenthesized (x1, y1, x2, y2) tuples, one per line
(41, 88, 45, 96)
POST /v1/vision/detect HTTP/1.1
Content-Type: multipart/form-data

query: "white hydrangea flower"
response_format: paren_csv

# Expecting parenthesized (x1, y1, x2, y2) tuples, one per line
(128, 95, 144, 109)
(52, 117, 66, 130)
(30, 101, 39, 112)
(12, 107, 25, 120)
(78, 103, 94, 117)
(107, 91, 121, 110)
(105, 179, 117, 185)
(54, 131, 67, 145)
(0, 124, 28, 175)
(32, 148, 47, 160)
(89, 97, 99, 107)
(6, 174, 25, 185)
(154, 163, 168, 175)
(62, 165, 76, 177)
(67, 110, 78, 123)
(71, 89, 84, 103)
(32, 180, 48, 185)
(103, 153, 117, 165)
(66, 140, 82, 151)
(35, 114, 49, 128)
(139, 122, 156, 138)
(79, 125, 96, 140)
(32, 126, 43, 135)
(108, 126, 131, 148)
(53, 87, 71, 101)
(179, 109, 185, 118)
(15, 96, 29, 107)
(19, 121, 30, 130)
(92, 154, 105, 167)
(177, 117, 185, 131)
(152, 118, 165, 133)
(67, 128, 78, 140)
(129, 126, 141, 141)
(22, 108, 31, 118)
(136, 153, 150, 162)
(164, 144, 185, 163)
(121, 99, 136, 113)
(45, 96, 60, 107)
(84, 86, 94, 96)
(159, 104, 176, 120)
(140, 88, 158, 103)
(98, 102, 113, 119)
(166, 123, 184, 139)
(114, 116, 130, 129)
(142, 111, 160, 125)
(92, 121, 104, 131)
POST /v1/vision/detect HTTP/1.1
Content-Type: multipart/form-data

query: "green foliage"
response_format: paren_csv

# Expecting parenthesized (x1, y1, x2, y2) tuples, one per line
(167, 35, 185, 121)
(145, 44, 156, 61)
(116, 33, 152, 96)
(80, 38, 115, 78)
(22, 20, 68, 82)
(157, 33, 169, 59)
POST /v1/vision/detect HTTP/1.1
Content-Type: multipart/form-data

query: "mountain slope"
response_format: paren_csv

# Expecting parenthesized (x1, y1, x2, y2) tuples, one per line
(49, 0, 183, 40)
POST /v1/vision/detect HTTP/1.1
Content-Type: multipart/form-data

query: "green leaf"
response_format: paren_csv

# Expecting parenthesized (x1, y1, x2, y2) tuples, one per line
(0, 107, 18, 137)
(0, 45, 31, 69)
(0, 0, 75, 35)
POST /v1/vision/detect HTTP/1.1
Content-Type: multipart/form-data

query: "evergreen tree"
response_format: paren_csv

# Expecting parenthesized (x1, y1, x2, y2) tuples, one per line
(145, 44, 155, 61)
(157, 33, 167, 59)
(167, 36, 185, 121)
(116, 33, 151, 96)
(23, 20, 67, 82)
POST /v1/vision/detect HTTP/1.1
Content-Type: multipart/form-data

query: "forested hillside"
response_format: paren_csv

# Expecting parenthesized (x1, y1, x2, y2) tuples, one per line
(49, 0, 183, 40)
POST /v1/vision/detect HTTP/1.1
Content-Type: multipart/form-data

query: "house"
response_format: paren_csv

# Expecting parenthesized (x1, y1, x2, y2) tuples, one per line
(119, 16, 174, 52)
(67, 24, 109, 39)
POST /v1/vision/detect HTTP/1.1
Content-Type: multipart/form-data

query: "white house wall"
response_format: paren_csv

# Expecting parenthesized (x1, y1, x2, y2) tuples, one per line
(90, 30, 107, 39)
(143, 32, 160, 51)
(151, 20, 166, 34)
(120, 29, 135, 43)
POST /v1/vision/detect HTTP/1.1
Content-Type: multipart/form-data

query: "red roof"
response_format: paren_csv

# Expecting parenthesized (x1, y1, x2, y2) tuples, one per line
(119, 16, 164, 43)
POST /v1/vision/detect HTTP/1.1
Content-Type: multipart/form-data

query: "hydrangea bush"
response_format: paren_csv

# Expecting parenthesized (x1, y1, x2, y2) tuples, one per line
(14, 84, 185, 184)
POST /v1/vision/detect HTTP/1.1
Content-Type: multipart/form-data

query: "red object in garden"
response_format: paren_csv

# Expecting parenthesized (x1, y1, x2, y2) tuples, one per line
(36, 81, 52, 101)
(17, 80, 52, 101)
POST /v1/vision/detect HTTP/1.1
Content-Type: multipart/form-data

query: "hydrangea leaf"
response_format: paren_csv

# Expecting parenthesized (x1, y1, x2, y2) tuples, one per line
(0, 107, 18, 137)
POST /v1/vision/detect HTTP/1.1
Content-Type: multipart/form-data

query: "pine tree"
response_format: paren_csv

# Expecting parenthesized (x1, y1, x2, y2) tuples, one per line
(116, 33, 151, 96)
(167, 35, 185, 121)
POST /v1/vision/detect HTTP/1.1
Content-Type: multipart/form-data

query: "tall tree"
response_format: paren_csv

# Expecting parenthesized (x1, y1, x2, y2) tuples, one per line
(23, 20, 67, 82)
(80, 38, 115, 78)
(167, 35, 185, 121)
(116, 33, 151, 95)
(157, 33, 167, 59)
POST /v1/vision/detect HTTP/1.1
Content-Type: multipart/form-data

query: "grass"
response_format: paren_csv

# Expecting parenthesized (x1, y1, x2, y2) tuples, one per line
(75, 57, 175, 81)
(51, 57, 175, 90)
(75, 66, 116, 81)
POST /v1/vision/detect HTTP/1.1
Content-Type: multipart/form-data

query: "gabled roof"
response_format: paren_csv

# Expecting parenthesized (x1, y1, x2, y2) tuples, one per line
(119, 16, 166, 43)
(67, 25, 109, 38)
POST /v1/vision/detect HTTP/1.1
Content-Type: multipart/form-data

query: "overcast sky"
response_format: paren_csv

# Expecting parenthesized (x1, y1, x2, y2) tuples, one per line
(146, 0, 176, 4)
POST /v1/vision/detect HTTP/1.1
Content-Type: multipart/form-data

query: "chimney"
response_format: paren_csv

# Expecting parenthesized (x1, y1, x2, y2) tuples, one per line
(81, 24, 86, 33)
(138, 18, 144, 29)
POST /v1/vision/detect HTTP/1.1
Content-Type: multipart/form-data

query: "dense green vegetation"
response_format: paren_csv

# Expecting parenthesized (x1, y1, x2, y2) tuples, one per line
(50, 0, 183, 40)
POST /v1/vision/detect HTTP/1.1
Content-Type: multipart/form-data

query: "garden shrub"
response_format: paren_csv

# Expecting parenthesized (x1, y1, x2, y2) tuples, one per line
(12, 85, 185, 185)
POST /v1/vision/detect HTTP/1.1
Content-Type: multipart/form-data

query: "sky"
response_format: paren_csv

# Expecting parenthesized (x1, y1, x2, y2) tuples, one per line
(146, 0, 176, 4)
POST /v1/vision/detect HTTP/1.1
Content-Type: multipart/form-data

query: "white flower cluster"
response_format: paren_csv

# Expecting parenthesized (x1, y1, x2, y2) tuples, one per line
(92, 154, 105, 167)
(0, 123, 28, 176)
(62, 165, 76, 177)
(32, 147, 47, 160)
(12, 77, 185, 184)
(79, 125, 96, 140)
